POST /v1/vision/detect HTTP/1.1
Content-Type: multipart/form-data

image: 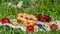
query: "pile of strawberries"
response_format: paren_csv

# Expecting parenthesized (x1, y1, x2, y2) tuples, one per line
(34, 14, 51, 22)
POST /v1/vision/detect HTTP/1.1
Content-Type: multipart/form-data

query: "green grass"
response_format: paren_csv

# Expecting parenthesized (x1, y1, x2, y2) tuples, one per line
(0, 0, 60, 21)
(0, 0, 60, 34)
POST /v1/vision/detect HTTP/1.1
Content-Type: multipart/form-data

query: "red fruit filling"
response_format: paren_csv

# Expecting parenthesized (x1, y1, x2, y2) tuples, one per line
(25, 17, 29, 20)
(29, 18, 33, 20)
(20, 16, 23, 17)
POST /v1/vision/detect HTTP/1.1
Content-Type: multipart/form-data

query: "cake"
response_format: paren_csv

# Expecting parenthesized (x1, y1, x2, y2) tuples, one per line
(17, 12, 37, 26)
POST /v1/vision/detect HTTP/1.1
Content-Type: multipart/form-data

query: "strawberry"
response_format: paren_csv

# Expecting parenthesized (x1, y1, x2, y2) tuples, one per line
(27, 25, 34, 32)
(2, 18, 10, 24)
(44, 15, 51, 22)
(37, 14, 42, 18)
(37, 14, 42, 21)
(50, 24, 58, 30)
(40, 18, 47, 22)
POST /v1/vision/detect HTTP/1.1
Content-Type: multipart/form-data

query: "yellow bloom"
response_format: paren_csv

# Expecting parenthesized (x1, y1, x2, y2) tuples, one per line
(34, 25, 38, 30)
(23, 23, 28, 26)
(12, 22, 18, 26)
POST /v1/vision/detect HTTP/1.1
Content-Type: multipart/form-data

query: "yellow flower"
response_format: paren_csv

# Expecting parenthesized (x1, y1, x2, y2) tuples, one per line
(34, 25, 38, 30)
(12, 22, 18, 26)
(23, 23, 28, 26)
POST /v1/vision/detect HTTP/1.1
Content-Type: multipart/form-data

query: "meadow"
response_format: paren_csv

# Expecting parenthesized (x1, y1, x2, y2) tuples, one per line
(0, 0, 60, 34)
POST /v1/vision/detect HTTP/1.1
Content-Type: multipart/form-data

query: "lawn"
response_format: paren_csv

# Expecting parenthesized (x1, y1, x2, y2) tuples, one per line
(0, 0, 60, 34)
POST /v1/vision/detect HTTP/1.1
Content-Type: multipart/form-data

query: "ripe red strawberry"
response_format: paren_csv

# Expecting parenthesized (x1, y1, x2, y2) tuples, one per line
(44, 15, 51, 22)
(34, 14, 42, 21)
(37, 14, 42, 21)
(50, 24, 58, 30)
(37, 14, 42, 18)
(27, 25, 34, 32)
(40, 18, 47, 22)
(2, 18, 10, 24)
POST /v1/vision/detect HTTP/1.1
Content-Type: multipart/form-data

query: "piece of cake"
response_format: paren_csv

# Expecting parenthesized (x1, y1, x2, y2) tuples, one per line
(17, 12, 37, 26)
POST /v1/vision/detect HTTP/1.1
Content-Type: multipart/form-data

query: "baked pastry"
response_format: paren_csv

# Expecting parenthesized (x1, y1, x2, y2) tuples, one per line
(17, 12, 37, 26)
